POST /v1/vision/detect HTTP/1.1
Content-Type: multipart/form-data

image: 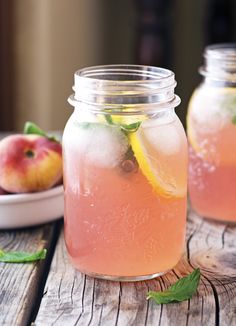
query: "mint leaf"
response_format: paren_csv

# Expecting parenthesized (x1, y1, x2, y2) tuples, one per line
(79, 119, 141, 134)
(24, 121, 58, 142)
(120, 121, 141, 133)
(105, 114, 114, 125)
(104, 113, 142, 133)
(232, 116, 236, 124)
(147, 268, 200, 304)
(0, 248, 47, 263)
(223, 96, 236, 125)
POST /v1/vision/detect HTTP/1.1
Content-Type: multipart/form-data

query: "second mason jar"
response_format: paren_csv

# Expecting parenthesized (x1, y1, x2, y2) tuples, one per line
(187, 44, 236, 222)
(63, 65, 187, 281)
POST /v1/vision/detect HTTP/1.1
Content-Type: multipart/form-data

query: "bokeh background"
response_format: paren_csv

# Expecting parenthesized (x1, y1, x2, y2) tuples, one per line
(1, 0, 236, 131)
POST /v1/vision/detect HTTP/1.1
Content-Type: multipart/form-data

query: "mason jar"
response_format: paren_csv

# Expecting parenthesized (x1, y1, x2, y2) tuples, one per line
(187, 44, 236, 222)
(63, 65, 187, 281)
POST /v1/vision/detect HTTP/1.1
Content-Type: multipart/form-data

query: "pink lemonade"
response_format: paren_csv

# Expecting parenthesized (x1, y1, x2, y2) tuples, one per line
(188, 86, 236, 222)
(63, 113, 187, 279)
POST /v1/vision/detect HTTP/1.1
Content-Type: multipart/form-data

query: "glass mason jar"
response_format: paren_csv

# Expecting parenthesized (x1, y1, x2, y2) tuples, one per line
(63, 65, 188, 281)
(187, 44, 236, 222)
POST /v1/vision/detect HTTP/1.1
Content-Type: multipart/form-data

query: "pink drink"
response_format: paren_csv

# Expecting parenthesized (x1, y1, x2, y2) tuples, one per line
(63, 65, 187, 280)
(188, 86, 236, 221)
(63, 113, 187, 279)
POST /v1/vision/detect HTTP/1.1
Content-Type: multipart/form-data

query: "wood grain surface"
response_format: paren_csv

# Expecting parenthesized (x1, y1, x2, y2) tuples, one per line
(35, 209, 236, 326)
(0, 222, 60, 326)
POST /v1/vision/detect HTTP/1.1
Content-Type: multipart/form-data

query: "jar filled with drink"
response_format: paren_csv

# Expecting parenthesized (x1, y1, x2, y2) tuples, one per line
(187, 44, 236, 222)
(63, 65, 187, 281)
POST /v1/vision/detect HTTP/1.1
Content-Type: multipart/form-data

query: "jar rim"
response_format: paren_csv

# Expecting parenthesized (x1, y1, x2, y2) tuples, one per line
(203, 43, 236, 60)
(69, 64, 180, 113)
(199, 43, 236, 83)
(75, 64, 175, 84)
(68, 94, 181, 115)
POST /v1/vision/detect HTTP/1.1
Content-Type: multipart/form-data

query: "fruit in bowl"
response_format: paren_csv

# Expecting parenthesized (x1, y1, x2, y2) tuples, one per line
(0, 122, 63, 194)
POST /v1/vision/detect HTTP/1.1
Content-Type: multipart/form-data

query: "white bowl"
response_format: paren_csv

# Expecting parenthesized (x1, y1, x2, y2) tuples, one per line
(0, 185, 64, 229)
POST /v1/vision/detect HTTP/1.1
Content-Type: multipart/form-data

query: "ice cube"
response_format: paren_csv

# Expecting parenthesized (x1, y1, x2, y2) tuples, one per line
(190, 88, 229, 132)
(68, 122, 129, 168)
(143, 120, 181, 155)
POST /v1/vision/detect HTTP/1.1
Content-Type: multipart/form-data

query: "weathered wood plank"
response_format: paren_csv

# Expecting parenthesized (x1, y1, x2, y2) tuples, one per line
(0, 221, 61, 326)
(35, 211, 236, 326)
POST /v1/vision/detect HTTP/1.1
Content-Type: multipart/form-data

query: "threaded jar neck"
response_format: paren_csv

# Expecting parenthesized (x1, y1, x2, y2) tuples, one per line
(199, 43, 236, 84)
(68, 65, 180, 115)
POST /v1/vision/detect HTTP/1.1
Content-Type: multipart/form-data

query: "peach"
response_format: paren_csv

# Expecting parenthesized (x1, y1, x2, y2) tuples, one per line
(0, 134, 62, 193)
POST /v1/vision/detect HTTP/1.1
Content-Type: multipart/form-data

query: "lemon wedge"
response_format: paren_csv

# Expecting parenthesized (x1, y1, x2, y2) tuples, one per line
(186, 94, 202, 156)
(128, 125, 186, 198)
(187, 87, 236, 162)
(101, 113, 186, 198)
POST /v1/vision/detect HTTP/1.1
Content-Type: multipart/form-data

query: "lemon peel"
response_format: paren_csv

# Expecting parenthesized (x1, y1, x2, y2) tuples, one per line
(101, 113, 185, 198)
(128, 130, 185, 198)
(187, 87, 236, 160)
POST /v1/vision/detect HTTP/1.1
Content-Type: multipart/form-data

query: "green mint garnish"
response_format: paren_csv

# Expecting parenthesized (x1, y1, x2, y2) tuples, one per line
(0, 248, 47, 263)
(105, 114, 114, 125)
(147, 268, 200, 304)
(223, 96, 236, 125)
(104, 114, 142, 133)
(232, 116, 236, 124)
(24, 121, 58, 142)
(120, 121, 142, 133)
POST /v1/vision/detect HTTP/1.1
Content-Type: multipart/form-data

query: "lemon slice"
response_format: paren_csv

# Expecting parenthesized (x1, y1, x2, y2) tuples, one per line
(187, 87, 236, 161)
(101, 113, 186, 198)
(128, 126, 186, 198)
(186, 95, 202, 156)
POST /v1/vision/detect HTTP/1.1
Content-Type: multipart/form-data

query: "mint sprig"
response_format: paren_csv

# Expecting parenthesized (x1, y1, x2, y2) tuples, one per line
(104, 114, 114, 125)
(0, 248, 47, 263)
(24, 121, 58, 142)
(120, 121, 141, 133)
(223, 96, 236, 125)
(147, 268, 200, 304)
(104, 114, 142, 134)
(232, 116, 236, 124)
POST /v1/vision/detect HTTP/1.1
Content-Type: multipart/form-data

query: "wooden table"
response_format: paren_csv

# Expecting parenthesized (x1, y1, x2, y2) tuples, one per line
(0, 208, 236, 326)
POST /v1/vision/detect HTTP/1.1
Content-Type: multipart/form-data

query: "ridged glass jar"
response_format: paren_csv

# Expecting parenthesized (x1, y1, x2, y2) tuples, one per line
(187, 44, 236, 222)
(63, 65, 187, 281)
